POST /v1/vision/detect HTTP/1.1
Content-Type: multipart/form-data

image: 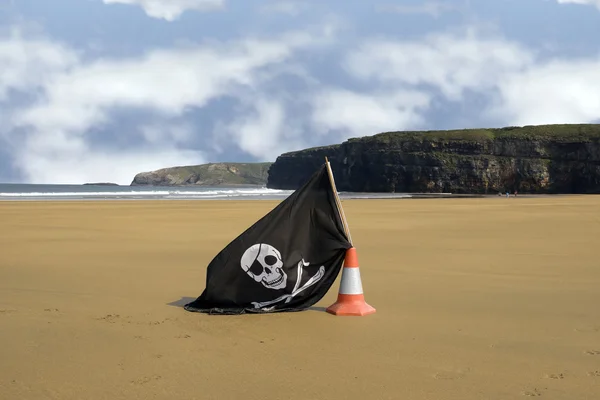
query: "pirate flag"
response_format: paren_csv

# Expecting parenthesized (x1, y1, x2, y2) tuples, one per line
(184, 162, 352, 315)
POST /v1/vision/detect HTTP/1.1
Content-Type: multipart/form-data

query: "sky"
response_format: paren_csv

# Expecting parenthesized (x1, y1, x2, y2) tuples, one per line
(1, 0, 600, 184)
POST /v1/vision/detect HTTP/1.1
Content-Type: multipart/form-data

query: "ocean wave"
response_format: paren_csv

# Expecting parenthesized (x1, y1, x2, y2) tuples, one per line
(0, 187, 422, 200)
(0, 191, 170, 197)
(167, 188, 291, 196)
(0, 187, 293, 198)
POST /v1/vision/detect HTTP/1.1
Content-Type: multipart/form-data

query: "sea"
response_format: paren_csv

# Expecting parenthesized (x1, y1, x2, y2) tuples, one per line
(0, 183, 420, 201)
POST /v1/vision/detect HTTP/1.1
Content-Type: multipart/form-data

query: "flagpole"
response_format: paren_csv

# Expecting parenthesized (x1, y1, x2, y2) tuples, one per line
(325, 157, 353, 246)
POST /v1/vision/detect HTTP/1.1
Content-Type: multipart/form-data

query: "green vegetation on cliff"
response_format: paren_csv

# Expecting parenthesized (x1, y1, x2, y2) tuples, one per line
(363, 124, 600, 144)
(267, 124, 600, 194)
(131, 162, 272, 186)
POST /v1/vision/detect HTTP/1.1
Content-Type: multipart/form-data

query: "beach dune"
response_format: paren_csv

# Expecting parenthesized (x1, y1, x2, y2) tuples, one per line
(1, 197, 600, 400)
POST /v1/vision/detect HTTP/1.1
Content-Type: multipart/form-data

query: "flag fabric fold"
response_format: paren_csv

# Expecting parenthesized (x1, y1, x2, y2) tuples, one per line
(184, 163, 352, 315)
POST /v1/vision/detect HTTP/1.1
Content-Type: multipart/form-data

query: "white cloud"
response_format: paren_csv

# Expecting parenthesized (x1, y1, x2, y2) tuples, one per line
(259, 1, 306, 16)
(24, 149, 203, 185)
(491, 59, 600, 125)
(343, 28, 600, 126)
(0, 27, 78, 100)
(310, 89, 430, 139)
(556, 0, 600, 9)
(217, 98, 289, 160)
(13, 32, 316, 131)
(0, 24, 331, 184)
(376, 1, 458, 18)
(139, 122, 196, 145)
(102, 0, 224, 21)
(344, 28, 534, 101)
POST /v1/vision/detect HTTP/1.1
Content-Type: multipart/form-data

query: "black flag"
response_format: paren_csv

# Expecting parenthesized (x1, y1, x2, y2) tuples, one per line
(184, 163, 352, 315)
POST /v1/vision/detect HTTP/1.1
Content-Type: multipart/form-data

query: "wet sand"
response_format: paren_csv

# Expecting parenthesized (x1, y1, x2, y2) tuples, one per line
(1, 196, 599, 400)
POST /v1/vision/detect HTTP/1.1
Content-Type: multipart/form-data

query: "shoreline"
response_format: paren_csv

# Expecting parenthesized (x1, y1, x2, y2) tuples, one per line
(0, 193, 590, 203)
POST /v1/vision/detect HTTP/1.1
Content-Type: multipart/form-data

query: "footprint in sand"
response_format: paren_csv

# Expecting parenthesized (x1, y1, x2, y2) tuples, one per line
(574, 326, 600, 333)
(545, 373, 565, 380)
(96, 314, 133, 324)
(587, 371, 600, 377)
(96, 314, 121, 323)
(43, 308, 59, 312)
(176, 334, 191, 339)
(433, 368, 469, 380)
(522, 388, 542, 397)
(131, 375, 162, 385)
(584, 350, 600, 356)
(134, 318, 172, 326)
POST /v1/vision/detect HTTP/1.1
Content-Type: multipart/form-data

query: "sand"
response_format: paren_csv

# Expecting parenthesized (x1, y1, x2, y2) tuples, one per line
(1, 196, 599, 400)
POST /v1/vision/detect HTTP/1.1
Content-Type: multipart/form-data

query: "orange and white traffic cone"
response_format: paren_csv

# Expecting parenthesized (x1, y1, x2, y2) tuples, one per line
(326, 247, 376, 316)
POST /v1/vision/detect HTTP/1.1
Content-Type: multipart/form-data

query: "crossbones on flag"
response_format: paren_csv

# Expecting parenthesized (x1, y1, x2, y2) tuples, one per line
(184, 163, 352, 315)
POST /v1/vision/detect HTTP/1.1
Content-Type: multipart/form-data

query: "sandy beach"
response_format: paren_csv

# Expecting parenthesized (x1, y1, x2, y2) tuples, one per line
(1, 196, 599, 400)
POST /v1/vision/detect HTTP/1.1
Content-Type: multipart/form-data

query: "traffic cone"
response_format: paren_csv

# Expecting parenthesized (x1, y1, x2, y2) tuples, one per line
(326, 247, 376, 316)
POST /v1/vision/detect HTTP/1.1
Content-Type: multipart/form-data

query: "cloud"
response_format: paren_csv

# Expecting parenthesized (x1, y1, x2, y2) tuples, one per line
(101, 0, 224, 21)
(344, 28, 534, 101)
(0, 26, 79, 101)
(216, 98, 291, 160)
(13, 32, 317, 130)
(491, 59, 600, 125)
(18, 142, 204, 185)
(259, 1, 306, 16)
(139, 122, 196, 145)
(310, 88, 431, 138)
(376, 1, 458, 18)
(343, 27, 600, 126)
(556, 0, 600, 9)
(0, 23, 334, 184)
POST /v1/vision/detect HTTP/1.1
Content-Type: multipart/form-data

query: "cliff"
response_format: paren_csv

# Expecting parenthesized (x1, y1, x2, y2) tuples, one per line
(131, 162, 272, 186)
(266, 124, 600, 194)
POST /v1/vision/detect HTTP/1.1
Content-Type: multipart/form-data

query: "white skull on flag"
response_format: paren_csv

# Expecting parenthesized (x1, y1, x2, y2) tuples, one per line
(240, 243, 287, 290)
(240, 243, 327, 309)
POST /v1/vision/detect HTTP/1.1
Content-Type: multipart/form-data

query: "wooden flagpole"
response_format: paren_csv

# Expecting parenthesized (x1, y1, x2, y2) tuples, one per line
(325, 157, 353, 246)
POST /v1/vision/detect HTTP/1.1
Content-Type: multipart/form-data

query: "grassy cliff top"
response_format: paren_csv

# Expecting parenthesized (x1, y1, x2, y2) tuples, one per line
(278, 143, 341, 157)
(352, 124, 600, 144)
(277, 124, 600, 158)
(161, 162, 271, 179)
(131, 162, 272, 186)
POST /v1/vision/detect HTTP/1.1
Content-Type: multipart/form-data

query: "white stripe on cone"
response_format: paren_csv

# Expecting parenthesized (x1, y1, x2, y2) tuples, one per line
(339, 268, 364, 295)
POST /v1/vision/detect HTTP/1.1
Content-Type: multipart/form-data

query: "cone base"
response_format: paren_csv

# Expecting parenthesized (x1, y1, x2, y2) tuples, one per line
(325, 295, 376, 316)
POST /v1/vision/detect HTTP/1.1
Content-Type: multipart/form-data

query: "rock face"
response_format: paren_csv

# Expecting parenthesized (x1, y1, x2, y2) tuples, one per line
(266, 124, 600, 194)
(131, 162, 272, 186)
